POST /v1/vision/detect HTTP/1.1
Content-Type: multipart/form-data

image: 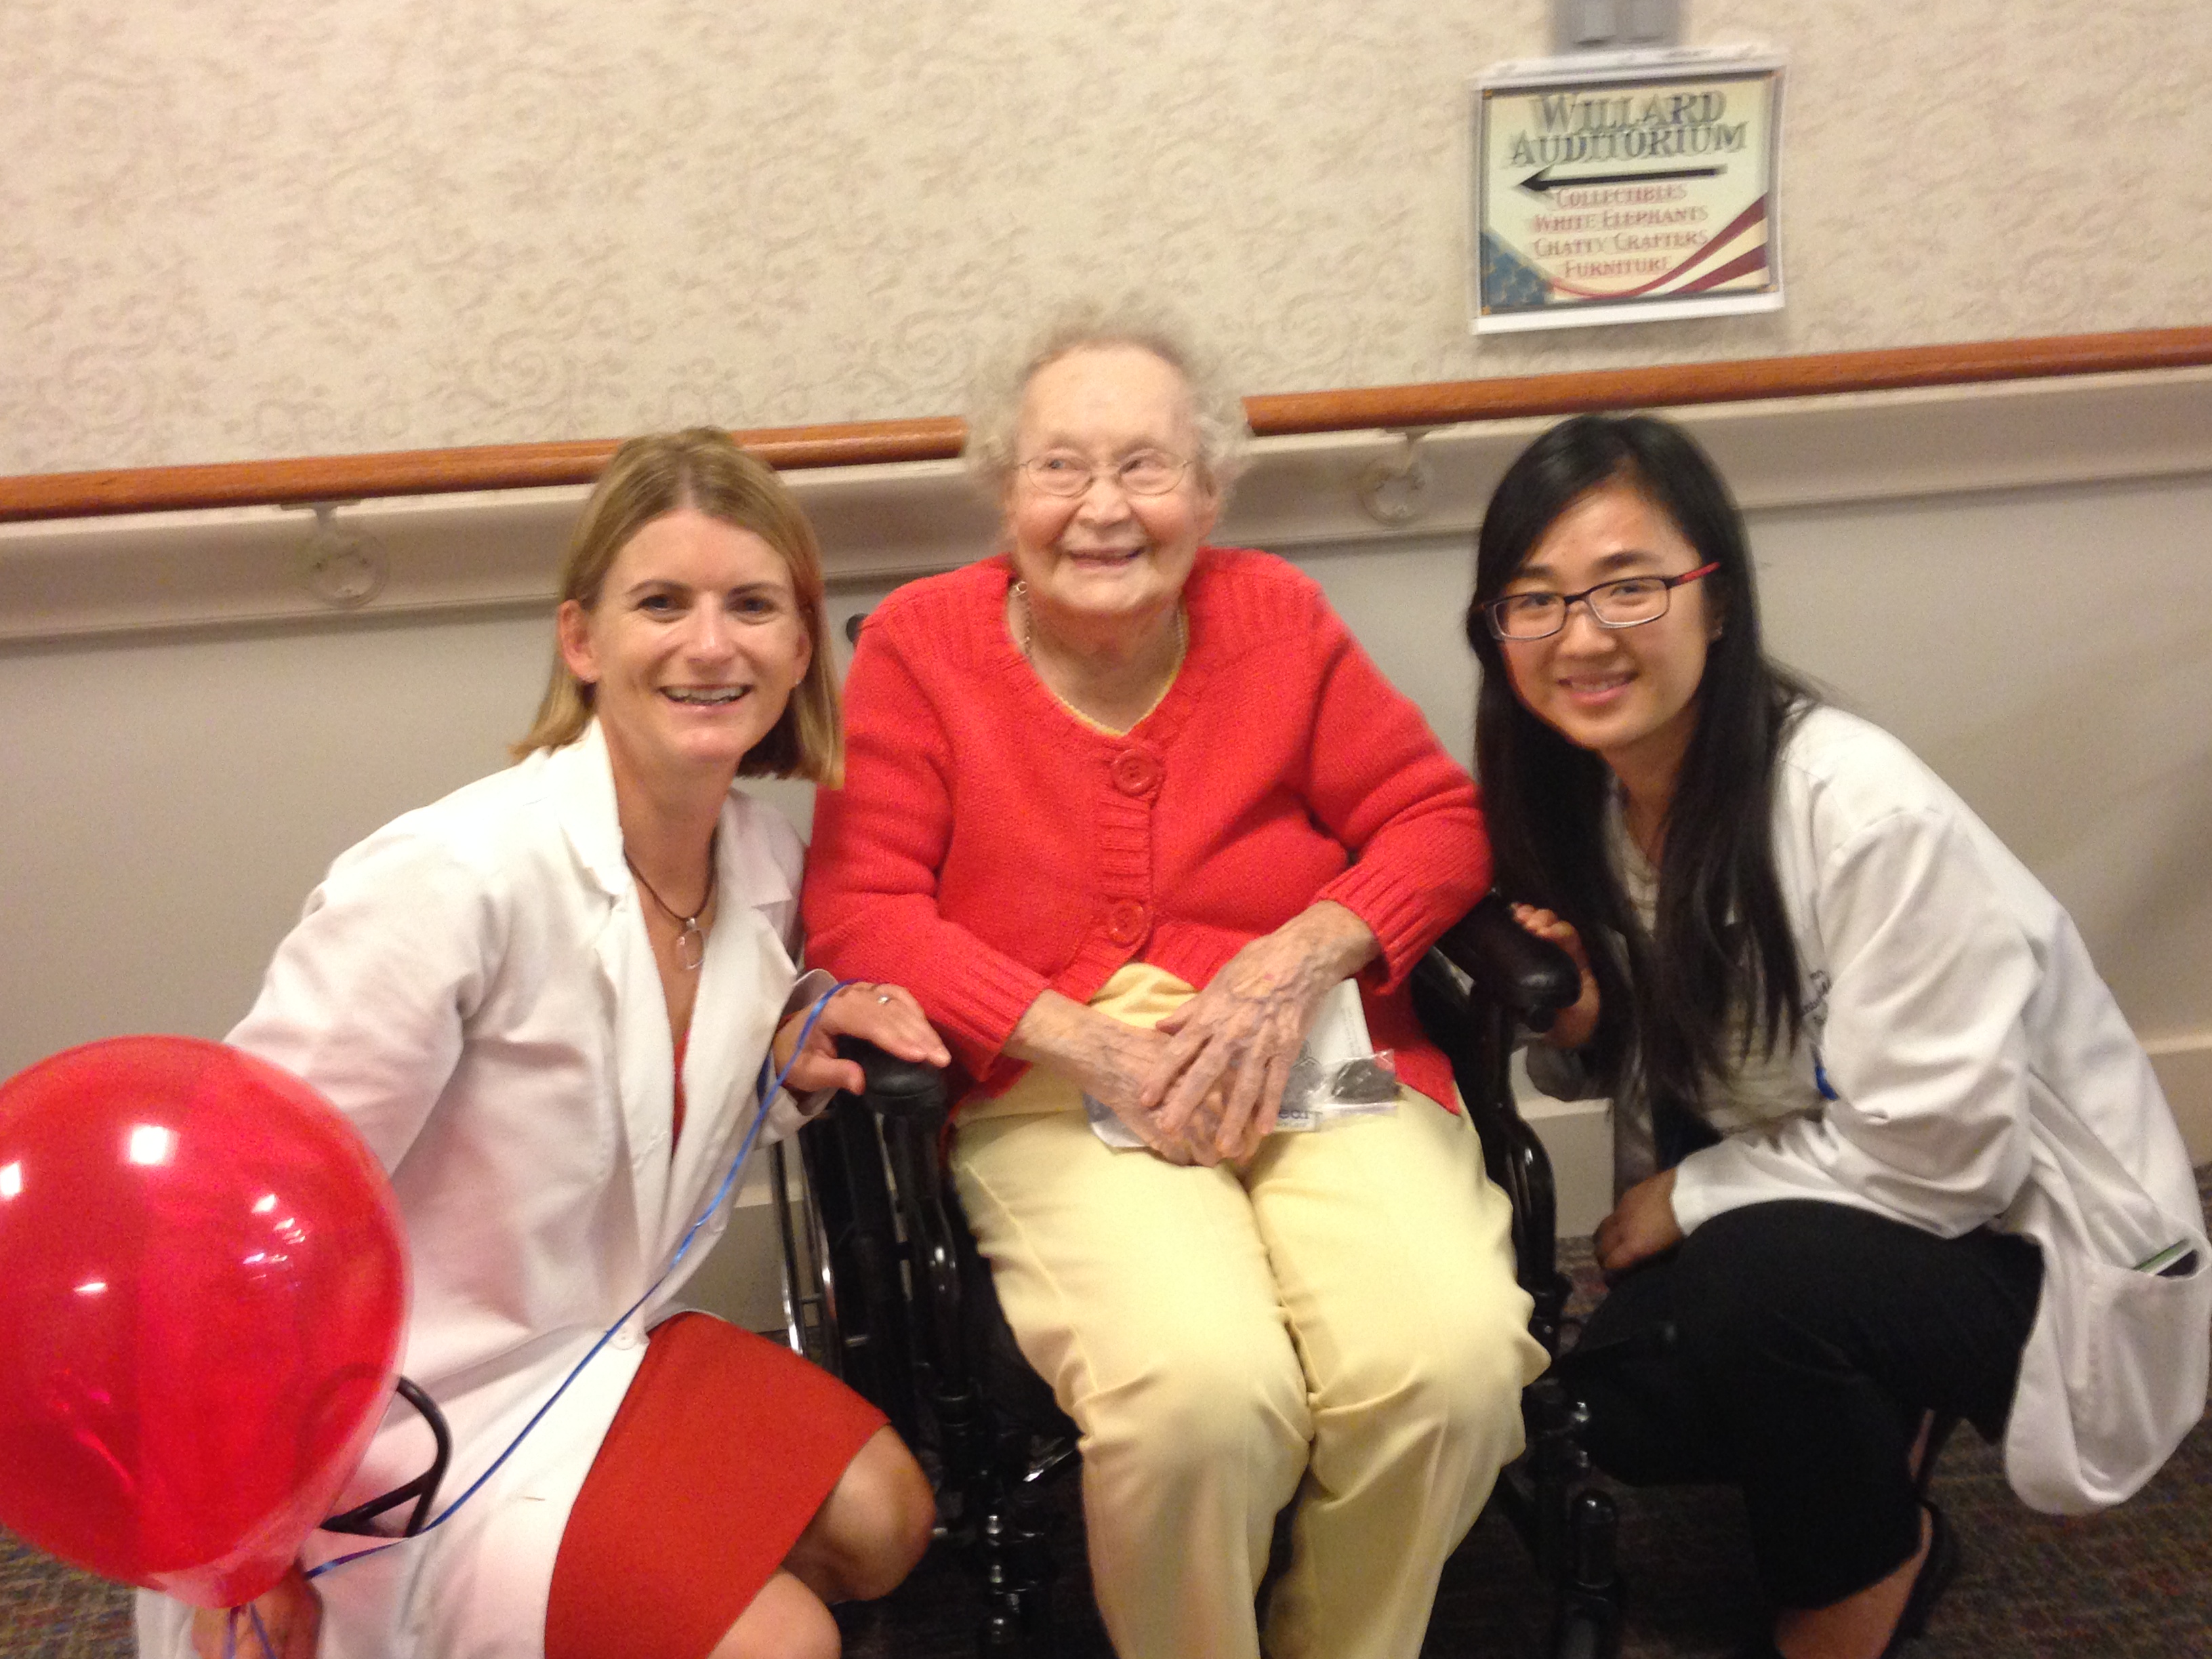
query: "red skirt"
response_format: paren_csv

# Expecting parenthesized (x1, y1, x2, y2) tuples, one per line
(543, 1312, 888, 1659)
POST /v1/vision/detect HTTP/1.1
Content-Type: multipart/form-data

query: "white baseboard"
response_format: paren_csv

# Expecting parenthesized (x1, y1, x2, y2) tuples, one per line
(1515, 1093, 1614, 1241)
(2146, 1035, 2212, 1166)
(676, 1195, 793, 1338)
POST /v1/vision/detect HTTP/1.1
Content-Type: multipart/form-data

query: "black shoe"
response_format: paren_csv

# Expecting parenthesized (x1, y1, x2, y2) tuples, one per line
(1883, 1502, 1959, 1656)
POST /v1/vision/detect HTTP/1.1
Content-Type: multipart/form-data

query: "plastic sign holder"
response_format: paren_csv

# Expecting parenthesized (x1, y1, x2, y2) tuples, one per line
(1472, 45, 1784, 333)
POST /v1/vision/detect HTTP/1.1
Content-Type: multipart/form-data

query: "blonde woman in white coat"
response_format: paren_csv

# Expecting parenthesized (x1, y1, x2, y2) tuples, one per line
(140, 431, 944, 1659)
(1465, 413, 2208, 1659)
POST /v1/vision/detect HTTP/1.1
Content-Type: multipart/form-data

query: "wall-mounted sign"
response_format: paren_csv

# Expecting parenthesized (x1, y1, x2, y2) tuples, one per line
(1472, 47, 1784, 333)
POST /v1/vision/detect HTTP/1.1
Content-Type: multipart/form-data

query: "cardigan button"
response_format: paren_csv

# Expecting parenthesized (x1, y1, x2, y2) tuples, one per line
(1110, 749, 1162, 797)
(1105, 899, 1149, 945)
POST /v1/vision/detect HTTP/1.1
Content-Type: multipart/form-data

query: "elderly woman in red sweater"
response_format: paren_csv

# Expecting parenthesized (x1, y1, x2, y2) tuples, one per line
(800, 306, 1544, 1659)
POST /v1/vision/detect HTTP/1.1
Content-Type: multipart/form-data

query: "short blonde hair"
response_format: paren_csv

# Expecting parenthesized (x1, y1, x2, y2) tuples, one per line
(964, 298, 1251, 498)
(513, 428, 843, 783)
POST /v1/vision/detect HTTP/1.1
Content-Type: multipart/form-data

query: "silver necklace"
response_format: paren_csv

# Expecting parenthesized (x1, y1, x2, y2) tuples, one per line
(625, 849, 716, 972)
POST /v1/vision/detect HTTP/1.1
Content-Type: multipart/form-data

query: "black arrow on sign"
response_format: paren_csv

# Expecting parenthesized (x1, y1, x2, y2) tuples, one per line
(1519, 163, 1724, 195)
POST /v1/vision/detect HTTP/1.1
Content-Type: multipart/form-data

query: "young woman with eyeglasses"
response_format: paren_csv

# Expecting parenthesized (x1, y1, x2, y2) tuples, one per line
(1466, 412, 2208, 1659)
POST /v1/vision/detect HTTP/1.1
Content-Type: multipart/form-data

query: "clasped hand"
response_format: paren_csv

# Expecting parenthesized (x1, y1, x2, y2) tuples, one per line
(1045, 971, 1307, 1168)
(1134, 903, 1379, 1166)
(1071, 1017, 1230, 1166)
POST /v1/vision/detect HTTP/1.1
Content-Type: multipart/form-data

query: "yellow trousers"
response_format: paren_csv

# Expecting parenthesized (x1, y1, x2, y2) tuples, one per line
(952, 1087, 1544, 1659)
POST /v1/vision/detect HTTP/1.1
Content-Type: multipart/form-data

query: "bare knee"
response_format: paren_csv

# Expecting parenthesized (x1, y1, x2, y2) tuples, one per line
(787, 1426, 935, 1603)
(709, 1570, 838, 1659)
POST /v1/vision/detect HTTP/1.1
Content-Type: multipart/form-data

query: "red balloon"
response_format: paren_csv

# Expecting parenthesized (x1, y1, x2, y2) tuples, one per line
(0, 1036, 407, 1607)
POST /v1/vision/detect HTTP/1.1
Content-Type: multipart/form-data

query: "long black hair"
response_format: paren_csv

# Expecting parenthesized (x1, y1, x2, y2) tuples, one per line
(1465, 413, 1814, 1118)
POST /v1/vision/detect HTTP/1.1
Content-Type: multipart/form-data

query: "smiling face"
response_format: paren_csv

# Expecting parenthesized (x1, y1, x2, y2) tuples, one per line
(556, 508, 814, 790)
(1003, 344, 1220, 638)
(1496, 480, 1719, 795)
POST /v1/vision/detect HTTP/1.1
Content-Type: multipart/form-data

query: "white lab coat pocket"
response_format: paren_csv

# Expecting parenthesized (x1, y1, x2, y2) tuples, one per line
(2007, 1240, 2212, 1513)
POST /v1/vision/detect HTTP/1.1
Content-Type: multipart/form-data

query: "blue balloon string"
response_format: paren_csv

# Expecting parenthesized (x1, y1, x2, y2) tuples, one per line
(302, 980, 855, 1585)
(218, 1605, 277, 1659)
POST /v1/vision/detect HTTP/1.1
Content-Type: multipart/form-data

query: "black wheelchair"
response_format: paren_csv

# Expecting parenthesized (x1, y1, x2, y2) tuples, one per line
(768, 895, 1624, 1658)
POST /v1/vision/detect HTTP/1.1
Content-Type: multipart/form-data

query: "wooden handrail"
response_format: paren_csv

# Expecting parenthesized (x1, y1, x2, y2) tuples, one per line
(4, 326, 2208, 524)
(1244, 325, 2212, 436)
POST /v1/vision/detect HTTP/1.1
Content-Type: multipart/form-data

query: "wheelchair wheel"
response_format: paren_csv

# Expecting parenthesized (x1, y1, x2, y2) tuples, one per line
(770, 1139, 846, 1372)
(1553, 1613, 1607, 1659)
(788, 1096, 922, 1437)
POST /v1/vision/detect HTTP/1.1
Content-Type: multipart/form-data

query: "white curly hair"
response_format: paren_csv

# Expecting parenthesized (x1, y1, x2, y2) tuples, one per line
(963, 298, 1252, 499)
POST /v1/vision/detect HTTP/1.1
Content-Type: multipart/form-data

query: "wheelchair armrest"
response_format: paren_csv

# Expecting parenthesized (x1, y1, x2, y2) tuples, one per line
(836, 1036, 951, 1126)
(1433, 893, 1580, 1034)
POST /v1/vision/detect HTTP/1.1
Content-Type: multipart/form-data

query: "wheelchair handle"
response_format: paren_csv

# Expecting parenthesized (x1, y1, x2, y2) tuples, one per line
(1433, 895, 1582, 1029)
(834, 1036, 949, 1118)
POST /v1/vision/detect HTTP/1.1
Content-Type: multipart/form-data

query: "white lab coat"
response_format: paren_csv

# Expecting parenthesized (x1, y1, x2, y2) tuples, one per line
(1654, 705, 2209, 1514)
(137, 721, 828, 1659)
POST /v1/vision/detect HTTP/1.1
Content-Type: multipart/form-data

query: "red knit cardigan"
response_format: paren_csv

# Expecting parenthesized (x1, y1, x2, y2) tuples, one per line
(800, 548, 1491, 1111)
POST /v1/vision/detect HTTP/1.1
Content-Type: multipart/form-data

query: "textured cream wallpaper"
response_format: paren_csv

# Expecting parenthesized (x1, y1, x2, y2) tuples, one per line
(3, 0, 2207, 476)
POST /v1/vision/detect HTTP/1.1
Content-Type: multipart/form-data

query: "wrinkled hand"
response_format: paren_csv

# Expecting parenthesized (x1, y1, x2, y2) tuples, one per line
(775, 981, 951, 1097)
(1142, 903, 1378, 1164)
(1593, 1169, 1682, 1277)
(190, 1567, 321, 1659)
(1002, 991, 1228, 1164)
(1511, 904, 1600, 1052)
(1073, 1015, 1233, 1166)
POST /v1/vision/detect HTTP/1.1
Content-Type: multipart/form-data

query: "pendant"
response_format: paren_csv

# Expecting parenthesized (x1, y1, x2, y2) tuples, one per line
(676, 918, 706, 972)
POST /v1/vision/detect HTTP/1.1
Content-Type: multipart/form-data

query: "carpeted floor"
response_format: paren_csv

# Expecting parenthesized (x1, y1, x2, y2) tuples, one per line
(0, 1547, 129, 1659)
(12, 1200, 2212, 1659)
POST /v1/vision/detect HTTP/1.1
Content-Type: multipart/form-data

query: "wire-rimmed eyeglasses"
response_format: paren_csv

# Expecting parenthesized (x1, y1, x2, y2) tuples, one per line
(1018, 449, 1191, 497)
(1481, 562, 1720, 641)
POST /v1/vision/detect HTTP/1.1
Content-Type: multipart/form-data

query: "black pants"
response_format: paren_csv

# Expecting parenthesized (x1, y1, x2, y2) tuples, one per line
(1563, 1199, 2043, 1609)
